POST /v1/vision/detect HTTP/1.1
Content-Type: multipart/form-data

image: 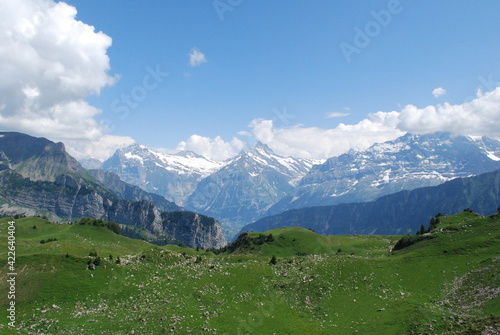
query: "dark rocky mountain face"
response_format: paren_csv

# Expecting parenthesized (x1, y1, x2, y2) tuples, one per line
(0, 132, 85, 181)
(0, 132, 226, 248)
(241, 169, 500, 236)
(268, 132, 500, 215)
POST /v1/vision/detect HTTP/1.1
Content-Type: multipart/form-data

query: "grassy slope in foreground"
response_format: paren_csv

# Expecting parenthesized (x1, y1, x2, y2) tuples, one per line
(0, 212, 498, 335)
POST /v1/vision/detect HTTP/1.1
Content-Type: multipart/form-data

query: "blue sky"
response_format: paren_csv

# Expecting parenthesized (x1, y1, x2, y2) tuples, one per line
(1, 0, 500, 160)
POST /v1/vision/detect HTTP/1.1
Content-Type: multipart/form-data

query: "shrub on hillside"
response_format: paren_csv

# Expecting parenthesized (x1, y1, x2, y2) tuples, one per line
(210, 232, 277, 255)
(76, 217, 121, 235)
(393, 233, 434, 251)
(40, 238, 57, 244)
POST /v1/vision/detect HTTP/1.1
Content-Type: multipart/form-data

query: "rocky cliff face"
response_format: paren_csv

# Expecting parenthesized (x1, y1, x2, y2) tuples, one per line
(0, 132, 227, 248)
(0, 171, 110, 219)
(160, 212, 227, 249)
(0, 170, 226, 248)
(0, 132, 85, 181)
(89, 169, 182, 212)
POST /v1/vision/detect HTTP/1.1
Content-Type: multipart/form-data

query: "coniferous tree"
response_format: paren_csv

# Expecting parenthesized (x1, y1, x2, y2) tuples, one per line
(428, 216, 440, 232)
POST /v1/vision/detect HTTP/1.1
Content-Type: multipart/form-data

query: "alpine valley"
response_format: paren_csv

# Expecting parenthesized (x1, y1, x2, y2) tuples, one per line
(100, 131, 500, 239)
(101, 142, 316, 237)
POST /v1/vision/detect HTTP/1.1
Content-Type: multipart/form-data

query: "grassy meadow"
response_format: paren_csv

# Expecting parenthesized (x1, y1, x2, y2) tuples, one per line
(0, 211, 498, 334)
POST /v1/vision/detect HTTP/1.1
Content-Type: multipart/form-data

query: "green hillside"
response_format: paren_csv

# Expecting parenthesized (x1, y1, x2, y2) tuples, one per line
(0, 217, 157, 258)
(214, 226, 399, 258)
(0, 211, 499, 334)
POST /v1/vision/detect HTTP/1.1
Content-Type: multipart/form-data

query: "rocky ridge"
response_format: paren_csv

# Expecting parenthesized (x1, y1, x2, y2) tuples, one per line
(0, 132, 226, 248)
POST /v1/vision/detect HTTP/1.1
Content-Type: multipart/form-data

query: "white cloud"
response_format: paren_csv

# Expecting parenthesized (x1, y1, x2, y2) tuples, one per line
(398, 87, 500, 138)
(247, 114, 404, 159)
(432, 87, 446, 98)
(176, 134, 245, 161)
(66, 134, 135, 162)
(0, 0, 133, 161)
(325, 112, 350, 118)
(189, 48, 207, 67)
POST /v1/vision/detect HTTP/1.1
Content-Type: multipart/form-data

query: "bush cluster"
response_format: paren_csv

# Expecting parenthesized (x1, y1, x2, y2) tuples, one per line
(392, 234, 433, 251)
(76, 217, 121, 235)
(210, 232, 275, 255)
(40, 238, 58, 244)
(393, 212, 443, 251)
(87, 250, 101, 270)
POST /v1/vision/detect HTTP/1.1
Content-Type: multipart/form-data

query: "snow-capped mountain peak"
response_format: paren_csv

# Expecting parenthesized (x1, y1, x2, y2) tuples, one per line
(112, 144, 223, 178)
(231, 141, 317, 182)
(185, 142, 316, 234)
(101, 144, 224, 206)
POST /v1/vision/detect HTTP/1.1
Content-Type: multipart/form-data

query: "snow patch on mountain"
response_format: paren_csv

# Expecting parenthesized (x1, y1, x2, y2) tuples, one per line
(124, 152, 144, 165)
(487, 152, 500, 161)
(148, 150, 224, 177)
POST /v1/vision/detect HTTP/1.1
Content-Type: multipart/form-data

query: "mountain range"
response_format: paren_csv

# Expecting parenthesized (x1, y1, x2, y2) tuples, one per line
(267, 132, 500, 215)
(2, 130, 500, 244)
(185, 142, 315, 235)
(0, 132, 226, 249)
(100, 132, 500, 239)
(101, 141, 316, 236)
(241, 168, 500, 235)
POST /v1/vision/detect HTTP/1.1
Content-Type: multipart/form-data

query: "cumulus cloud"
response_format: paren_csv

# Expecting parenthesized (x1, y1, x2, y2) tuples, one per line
(250, 87, 500, 159)
(0, 0, 133, 161)
(398, 87, 500, 138)
(68, 133, 135, 161)
(189, 48, 207, 67)
(246, 114, 404, 159)
(432, 87, 446, 98)
(176, 134, 245, 161)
